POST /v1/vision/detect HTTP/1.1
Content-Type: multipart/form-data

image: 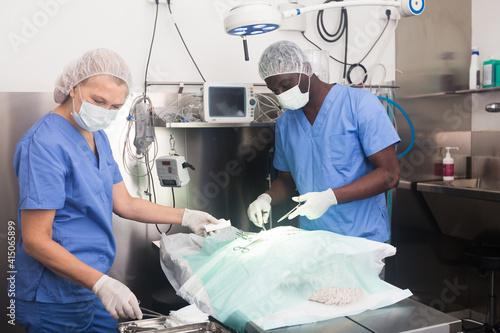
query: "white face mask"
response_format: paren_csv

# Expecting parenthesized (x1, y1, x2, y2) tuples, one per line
(72, 86, 119, 132)
(276, 73, 311, 110)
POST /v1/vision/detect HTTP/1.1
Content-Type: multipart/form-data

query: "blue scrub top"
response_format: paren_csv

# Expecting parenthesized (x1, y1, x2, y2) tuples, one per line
(274, 84, 400, 242)
(14, 113, 123, 303)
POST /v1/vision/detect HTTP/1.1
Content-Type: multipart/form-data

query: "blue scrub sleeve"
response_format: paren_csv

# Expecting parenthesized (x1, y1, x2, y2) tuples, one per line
(357, 93, 400, 157)
(112, 160, 122, 184)
(273, 120, 290, 172)
(16, 138, 66, 210)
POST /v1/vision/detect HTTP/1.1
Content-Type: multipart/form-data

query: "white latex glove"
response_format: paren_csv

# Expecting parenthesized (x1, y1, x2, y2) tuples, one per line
(247, 193, 272, 227)
(288, 189, 337, 220)
(181, 209, 220, 236)
(92, 275, 142, 320)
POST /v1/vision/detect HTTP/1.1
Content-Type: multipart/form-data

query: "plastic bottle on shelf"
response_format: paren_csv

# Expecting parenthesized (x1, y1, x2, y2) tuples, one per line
(442, 147, 459, 181)
(483, 56, 500, 88)
(469, 47, 480, 90)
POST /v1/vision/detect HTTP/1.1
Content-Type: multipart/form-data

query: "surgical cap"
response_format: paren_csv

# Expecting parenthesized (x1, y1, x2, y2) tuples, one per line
(258, 40, 313, 80)
(53, 48, 132, 104)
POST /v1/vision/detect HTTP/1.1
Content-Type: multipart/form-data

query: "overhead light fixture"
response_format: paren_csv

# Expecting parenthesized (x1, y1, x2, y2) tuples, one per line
(225, 0, 424, 36)
(224, 3, 281, 36)
(224, 0, 424, 60)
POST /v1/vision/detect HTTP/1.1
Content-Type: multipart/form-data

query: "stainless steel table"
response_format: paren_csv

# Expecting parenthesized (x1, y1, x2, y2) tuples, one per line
(245, 298, 462, 333)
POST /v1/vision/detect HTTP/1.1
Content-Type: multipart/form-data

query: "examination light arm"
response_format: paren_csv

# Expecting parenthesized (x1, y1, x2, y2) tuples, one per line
(224, 0, 424, 37)
(224, 0, 424, 60)
(282, 1, 401, 18)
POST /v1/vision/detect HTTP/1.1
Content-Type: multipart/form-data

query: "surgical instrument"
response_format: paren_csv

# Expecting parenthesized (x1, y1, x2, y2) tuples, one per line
(277, 202, 301, 223)
(233, 235, 266, 253)
(139, 307, 165, 318)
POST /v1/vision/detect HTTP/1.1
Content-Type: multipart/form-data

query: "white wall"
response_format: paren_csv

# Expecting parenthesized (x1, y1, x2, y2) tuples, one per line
(0, 0, 400, 200)
(1, 0, 397, 94)
(0, 1, 401, 290)
(472, 0, 500, 66)
(471, 0, 500, 131)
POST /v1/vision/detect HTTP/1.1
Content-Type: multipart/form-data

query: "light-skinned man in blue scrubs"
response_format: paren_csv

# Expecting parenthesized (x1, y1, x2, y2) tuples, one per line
(248, 40, 400, 244)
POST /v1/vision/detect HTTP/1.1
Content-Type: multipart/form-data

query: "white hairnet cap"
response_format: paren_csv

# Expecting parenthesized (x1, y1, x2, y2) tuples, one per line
(54, 48, 132, 104)
(258, 40, 313, 80)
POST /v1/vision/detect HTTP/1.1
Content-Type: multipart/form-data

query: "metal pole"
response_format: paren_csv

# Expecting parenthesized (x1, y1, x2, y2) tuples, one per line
(489, 270, 496, 327)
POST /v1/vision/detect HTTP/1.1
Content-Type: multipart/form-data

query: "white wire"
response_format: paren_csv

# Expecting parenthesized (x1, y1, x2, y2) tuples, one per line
(345, 16, 399, 87)
(155, 94, 201, 122)
(257, 94, 279, 108)
(254, 93, 282, 122)
(364, 17, 399, 86)
(160, 98, 203, 124)
(155, 93, 282, 124)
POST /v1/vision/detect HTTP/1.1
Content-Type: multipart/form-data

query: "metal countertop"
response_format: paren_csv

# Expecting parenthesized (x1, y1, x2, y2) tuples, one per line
(245, 298, 462, 333)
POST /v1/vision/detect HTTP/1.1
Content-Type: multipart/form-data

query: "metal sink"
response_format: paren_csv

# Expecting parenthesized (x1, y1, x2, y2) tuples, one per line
(416, 178, 500, 243)
(417, 178, 500, 202)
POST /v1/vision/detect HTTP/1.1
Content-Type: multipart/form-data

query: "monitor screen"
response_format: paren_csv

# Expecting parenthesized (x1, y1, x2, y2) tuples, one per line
(208, 87, 246, 117)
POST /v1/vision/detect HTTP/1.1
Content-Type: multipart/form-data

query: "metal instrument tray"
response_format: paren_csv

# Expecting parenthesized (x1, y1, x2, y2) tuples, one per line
(117, 316, 236, 333)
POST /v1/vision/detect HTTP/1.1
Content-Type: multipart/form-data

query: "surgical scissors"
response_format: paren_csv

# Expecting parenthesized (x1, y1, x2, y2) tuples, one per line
(277, 202, 301, 223)
(139, 307, 165, 318)
(137, 301, 166, 318)
(233, 235, 266, 253)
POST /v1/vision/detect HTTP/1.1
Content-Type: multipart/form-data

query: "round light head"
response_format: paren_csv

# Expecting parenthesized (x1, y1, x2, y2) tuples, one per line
(224, 3, 281, 36)
(398, 0, 425, 17)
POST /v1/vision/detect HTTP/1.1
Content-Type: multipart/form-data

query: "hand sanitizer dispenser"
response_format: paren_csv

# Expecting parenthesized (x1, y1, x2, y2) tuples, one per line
(442, 147, 459, 181)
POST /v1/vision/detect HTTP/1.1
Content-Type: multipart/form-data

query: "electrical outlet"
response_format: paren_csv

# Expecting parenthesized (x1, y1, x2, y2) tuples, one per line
(379, 7, 400, 20)
(148, 0, 170, 4)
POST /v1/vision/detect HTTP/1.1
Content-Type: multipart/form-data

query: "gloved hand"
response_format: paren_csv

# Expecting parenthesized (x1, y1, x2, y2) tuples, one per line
(181, 209, 220, 236)
(288, 189, 337, 220)
(92, 275, 142, 320)
(247, 193, 272, 227)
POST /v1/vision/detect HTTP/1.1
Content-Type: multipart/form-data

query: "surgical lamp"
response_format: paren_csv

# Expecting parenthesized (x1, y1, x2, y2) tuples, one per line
(223, 0, 425, 60)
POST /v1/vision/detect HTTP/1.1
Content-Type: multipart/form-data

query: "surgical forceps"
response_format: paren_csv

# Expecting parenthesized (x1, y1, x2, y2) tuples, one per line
(277, 202, 301, 223)
(137, 300, 166, 318)
(139, 307, 165, 318)
(233, 235, 266, 253)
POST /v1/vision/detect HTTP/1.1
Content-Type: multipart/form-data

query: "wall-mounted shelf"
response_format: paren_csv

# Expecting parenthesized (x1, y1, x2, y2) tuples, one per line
(146, 82, 400, 91)
(401, 86, 500, 99)
(350, 84, 400, 89)
(156, 121, 275, 128)
(455, 86, 500, 94)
